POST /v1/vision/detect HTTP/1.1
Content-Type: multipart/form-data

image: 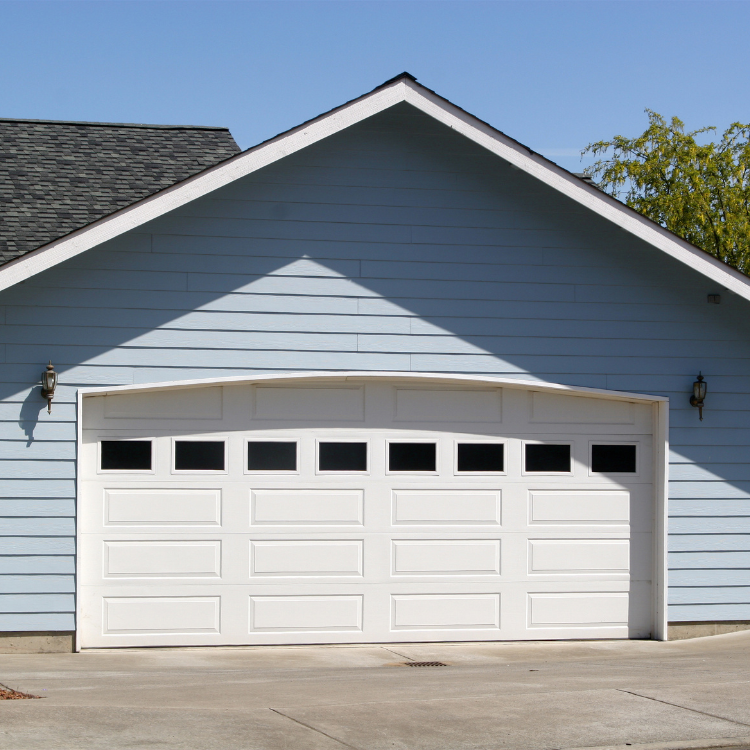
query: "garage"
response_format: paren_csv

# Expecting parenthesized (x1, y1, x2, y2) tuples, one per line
(78, 375, 664, 648)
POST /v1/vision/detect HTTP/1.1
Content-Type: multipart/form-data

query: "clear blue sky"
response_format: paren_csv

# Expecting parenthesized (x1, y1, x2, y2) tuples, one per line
(1, 0, 748, 172)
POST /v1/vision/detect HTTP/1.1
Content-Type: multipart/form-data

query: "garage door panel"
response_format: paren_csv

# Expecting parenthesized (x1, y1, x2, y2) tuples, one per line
(81, 535, 244, 586)
(528, 592, 629, 629)
(103, 541, 222, 579)
(392, 540, 501, 576)
(103, 596, 222, 635)
(391, 593, 501, 630)
(251, 489, 364, 526)
(528, 539, 629, 574)
(392, 489, 501, 525)
(253, 385, 365, 422)
(530, 392, 631, 424)
(250, 540, 364, 577)
(526, 487, 653, 534)
(394, 388, 502, 423)
(79, 482, 237, 533)
(103, 489, 223, 527)
(249, 595, 363, 632)
(529, 490, 630, 525)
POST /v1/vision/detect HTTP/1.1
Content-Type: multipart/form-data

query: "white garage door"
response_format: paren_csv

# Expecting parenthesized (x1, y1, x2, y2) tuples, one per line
(78, 379, 655, 648)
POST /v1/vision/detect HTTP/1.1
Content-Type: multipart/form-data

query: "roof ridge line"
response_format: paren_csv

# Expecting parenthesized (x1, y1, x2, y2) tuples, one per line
(379, 72, 418, 86)
(0, 117, 231, 131)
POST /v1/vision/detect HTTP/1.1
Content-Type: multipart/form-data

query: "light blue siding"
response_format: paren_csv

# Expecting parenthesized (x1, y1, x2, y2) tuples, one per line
(670, 464, 750, 482)
(4, 329, 359, 350)
(0, 575, 74, 593)
(0, 442, 76, 460)
(670, 500, 750, 516)
(668, 482, 750, 500)
(0, 499, 76, 516)
(669, 587, 750, 604)
(670, 517, 750, 533)
(1, 102, 749, 630)
(0, 481, 75, 498)
(0, 594, 74, 612)
(669, 535, 750, 552)
(668, 605, 750, 621)
(0, 461, 75, 480)
(0, 557, 75, 574)
(0, 518, 75, 535)
(670, 569, 750, 586)
(1, 422, 76, 442)
(0, 613, 74, 630)
(669, 552, 750, 569)
(0, 538, 74, 555)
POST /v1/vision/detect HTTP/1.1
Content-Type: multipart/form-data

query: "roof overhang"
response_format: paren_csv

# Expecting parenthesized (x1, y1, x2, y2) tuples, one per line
(4, 74, 750, 301)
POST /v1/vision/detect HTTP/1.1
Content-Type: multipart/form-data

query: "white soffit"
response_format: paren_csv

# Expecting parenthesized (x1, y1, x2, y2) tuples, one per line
(3, 76, 750, 301)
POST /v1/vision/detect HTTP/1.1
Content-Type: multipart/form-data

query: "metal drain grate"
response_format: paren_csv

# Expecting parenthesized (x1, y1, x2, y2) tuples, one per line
(404, 661, 448, 667)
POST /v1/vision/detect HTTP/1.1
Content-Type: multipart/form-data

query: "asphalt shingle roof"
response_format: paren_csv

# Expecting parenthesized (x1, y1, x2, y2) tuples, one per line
(0, 118, 241, 265)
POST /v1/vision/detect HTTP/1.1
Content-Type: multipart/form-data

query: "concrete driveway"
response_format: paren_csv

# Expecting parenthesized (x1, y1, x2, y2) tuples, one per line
(2, 633, 750, 750)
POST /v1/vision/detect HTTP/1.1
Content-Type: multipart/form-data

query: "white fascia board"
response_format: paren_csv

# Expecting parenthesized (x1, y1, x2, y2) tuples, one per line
(3, 76, 748, 302)
(77, 370, 668, 403)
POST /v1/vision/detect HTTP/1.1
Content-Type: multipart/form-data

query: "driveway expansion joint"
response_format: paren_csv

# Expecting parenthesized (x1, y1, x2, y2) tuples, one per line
(616, 689, 750, 728)
(269, 707, 362, 750)
(379, 646, 414, 660)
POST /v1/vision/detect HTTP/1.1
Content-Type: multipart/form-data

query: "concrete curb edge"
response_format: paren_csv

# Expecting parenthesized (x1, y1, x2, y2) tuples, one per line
(566, 737, 750, 750)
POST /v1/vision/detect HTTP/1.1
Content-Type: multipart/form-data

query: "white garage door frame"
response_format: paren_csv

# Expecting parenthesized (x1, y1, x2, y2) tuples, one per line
(75, 371, 669, 650)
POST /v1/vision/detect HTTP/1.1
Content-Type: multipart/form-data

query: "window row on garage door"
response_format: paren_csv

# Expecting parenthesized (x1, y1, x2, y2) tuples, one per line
(98, 438, 639, 475)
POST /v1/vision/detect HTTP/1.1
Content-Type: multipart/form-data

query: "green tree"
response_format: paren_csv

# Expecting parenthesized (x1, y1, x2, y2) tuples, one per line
(583, 111, 750, 273)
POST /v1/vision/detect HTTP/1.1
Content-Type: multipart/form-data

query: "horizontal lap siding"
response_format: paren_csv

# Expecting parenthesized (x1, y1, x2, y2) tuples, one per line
(0, 103, 748, 630)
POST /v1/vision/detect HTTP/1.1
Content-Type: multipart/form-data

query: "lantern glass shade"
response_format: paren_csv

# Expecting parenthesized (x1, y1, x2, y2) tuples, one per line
(43, 369, 57, 392)
(693, 378, 707, 401)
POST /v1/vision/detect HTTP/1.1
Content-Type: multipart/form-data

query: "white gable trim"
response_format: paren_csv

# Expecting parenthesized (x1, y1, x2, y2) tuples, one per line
(3, 76, 750, 302)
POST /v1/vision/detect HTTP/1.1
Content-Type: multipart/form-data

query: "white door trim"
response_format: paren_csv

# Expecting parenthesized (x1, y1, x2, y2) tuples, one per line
(75, 371, 669, 650)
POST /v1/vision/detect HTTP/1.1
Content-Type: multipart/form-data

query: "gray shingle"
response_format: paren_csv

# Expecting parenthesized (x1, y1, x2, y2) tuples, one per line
(0, 118, 241, 265)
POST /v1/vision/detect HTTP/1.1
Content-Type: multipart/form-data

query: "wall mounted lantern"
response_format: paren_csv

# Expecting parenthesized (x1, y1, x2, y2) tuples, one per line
(689, 372, 707, 421)
(41, 361, 58, 414)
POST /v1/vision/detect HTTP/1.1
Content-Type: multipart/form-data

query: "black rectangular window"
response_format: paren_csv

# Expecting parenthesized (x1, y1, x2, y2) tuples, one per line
(389, 442, 436, 472)
(175, 441, 225, 471)
(525, 443, 570, 472)
(592, 444, 636, 473)
(457, 443, 504, 472)
(101, 440, 152, 471)
(247, 441, 297, 471)
(319, 442, 367, 472)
